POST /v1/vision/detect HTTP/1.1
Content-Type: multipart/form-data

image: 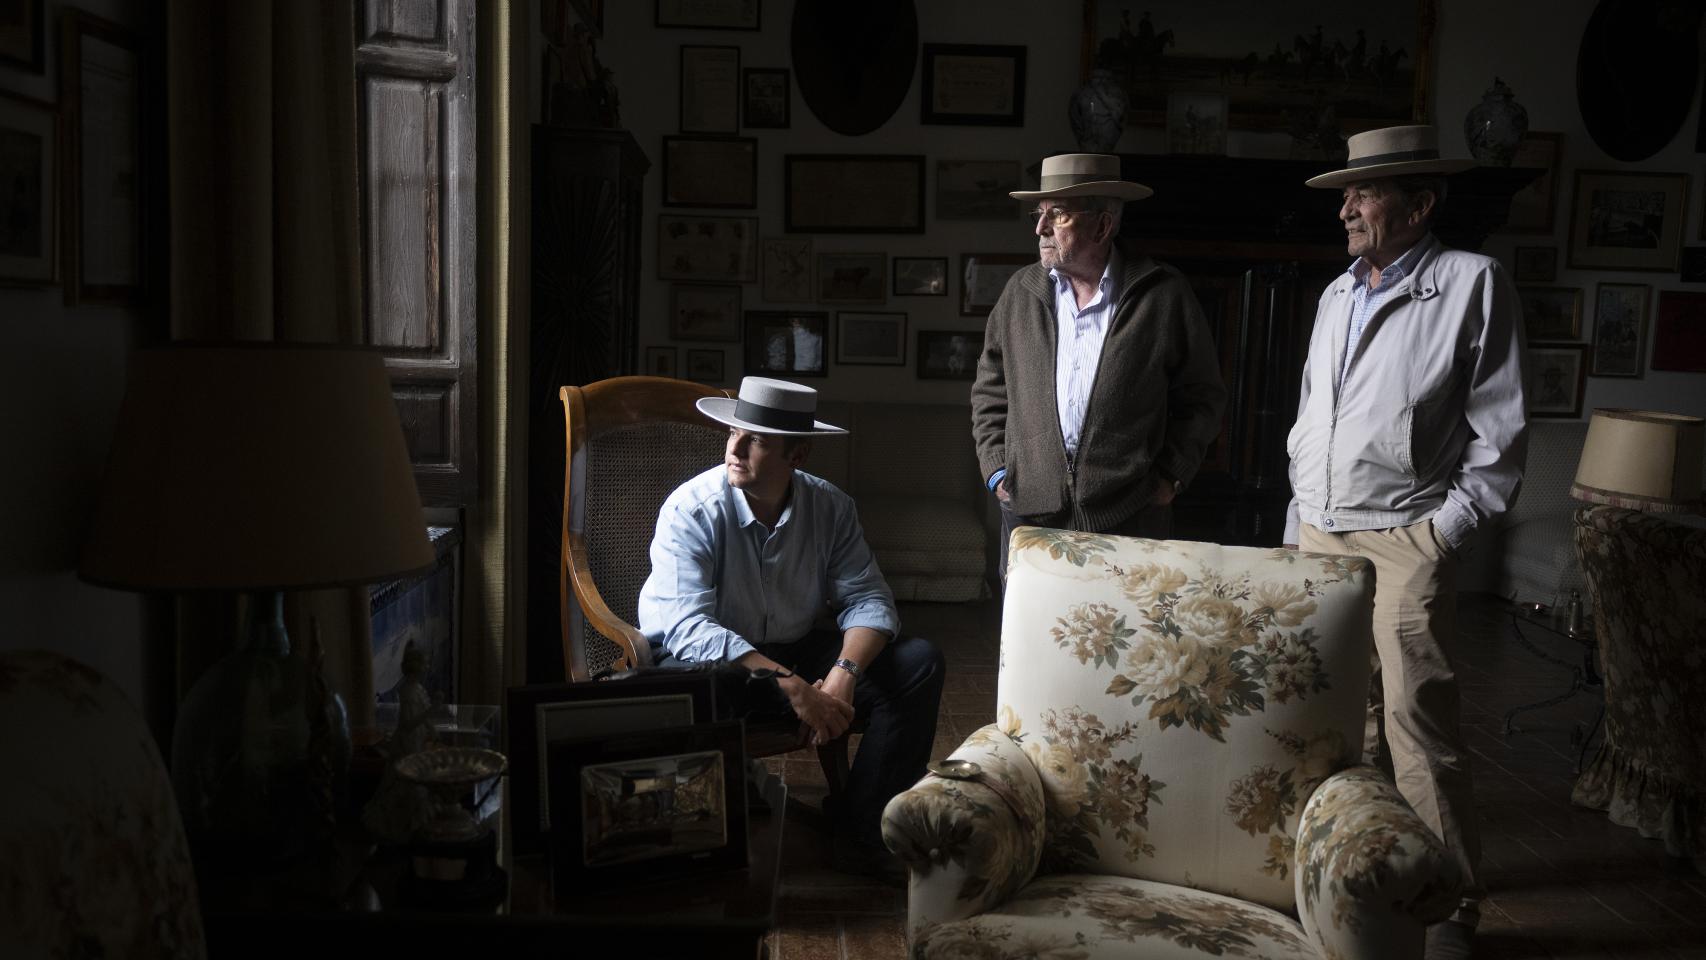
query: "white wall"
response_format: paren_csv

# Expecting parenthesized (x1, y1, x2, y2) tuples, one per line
(0, 0, 147, 707)
(545, 0, 1705, 418)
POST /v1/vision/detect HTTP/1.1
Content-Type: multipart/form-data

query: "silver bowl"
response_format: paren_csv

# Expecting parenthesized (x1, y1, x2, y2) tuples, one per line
(393, 746, 508, 788)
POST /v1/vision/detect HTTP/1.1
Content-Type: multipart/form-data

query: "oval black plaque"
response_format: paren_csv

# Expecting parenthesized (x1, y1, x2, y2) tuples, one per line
(791, 0, 918, 137)
(1575, 0, 1702, 162)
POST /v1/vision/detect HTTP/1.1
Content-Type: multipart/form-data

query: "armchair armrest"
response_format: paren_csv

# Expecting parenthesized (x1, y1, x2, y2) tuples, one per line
(1295, 766, 1463, 960)
(561, 531, 652, 680)
(881, 723, 1046, 938)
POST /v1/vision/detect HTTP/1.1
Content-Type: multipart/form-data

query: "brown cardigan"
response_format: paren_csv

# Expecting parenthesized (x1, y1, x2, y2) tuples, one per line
(970, 241, 1227, 530)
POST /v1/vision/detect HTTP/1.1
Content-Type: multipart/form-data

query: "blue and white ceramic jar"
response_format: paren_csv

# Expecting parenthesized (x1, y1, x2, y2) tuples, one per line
(1464, 77, 1529, 166)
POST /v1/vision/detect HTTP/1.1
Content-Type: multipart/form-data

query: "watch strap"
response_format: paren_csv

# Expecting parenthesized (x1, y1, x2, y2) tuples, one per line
(832, 657, 863, 679)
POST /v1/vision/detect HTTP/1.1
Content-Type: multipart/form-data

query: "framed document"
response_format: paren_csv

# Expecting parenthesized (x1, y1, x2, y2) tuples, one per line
(680, 45, 740, 134)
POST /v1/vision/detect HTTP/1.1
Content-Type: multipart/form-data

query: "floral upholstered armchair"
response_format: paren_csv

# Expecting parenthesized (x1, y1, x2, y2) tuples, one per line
(882, 528, 1462, 959)
(1571, 505, 1706, 871)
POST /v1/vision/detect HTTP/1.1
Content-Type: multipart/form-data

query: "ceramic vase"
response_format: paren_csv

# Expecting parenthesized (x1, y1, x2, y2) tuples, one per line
(1464, 77, 1529, 166)
(1069, 69, 1128, 152)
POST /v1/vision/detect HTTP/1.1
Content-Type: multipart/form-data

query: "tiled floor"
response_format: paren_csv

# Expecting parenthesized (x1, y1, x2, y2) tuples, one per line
(764, 594, 1706, 960)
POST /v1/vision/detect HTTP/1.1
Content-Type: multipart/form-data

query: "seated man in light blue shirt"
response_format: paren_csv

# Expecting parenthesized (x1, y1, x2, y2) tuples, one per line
(637, 376, 946, 881)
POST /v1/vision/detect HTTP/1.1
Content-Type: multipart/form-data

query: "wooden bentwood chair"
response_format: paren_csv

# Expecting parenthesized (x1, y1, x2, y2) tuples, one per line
(559, 376, 850, 797)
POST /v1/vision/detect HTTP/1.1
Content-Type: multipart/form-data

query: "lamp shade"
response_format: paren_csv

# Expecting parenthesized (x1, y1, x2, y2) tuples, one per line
(1570, 408, 1704, 513)
(80, 343, 435, 591)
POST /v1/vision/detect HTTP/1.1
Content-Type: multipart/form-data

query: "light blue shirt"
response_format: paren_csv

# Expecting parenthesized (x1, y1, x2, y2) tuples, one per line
(1341, 239, 1428, 388)
(1052, 250, 1121, 459)
(637, 465, 899, 663)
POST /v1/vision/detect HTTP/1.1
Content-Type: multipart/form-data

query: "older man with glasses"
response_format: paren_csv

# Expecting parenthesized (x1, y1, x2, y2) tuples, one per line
(972, 153, 1226, 577)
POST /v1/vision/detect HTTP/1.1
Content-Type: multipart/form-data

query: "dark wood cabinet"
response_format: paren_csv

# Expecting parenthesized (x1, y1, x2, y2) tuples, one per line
(528, 126, 649, 681)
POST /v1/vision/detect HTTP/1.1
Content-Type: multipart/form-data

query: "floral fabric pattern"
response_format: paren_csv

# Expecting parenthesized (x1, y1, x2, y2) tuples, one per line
(0, 650, 205, 957)
(1570, 506, 1706, 871)
(886, 527, 1463, 958)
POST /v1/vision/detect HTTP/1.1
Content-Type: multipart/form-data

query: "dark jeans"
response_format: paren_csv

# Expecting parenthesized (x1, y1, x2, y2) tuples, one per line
(661, 630, 945, 852)
(998, 497, 1173, 583)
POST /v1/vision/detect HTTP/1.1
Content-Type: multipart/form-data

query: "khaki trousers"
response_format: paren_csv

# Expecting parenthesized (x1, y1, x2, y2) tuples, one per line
(1300, 519, 1482, 923)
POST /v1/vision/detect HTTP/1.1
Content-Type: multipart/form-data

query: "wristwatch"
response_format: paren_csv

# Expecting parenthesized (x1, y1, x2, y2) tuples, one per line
(926, 758, 1033, 832)
(832, 657, 863, 679)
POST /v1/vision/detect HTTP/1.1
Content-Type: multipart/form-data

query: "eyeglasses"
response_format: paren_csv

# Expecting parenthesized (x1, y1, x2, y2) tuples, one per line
(1029, 206, 1092, 228)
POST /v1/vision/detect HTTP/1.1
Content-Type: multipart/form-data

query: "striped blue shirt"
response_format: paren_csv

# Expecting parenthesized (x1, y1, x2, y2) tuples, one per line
(1052, 251, 1121, 459)
(1341, 240, 1428, 388)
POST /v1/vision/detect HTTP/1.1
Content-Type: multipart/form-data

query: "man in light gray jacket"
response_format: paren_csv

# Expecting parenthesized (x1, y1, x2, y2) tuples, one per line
(1284, 125, 1527, 960)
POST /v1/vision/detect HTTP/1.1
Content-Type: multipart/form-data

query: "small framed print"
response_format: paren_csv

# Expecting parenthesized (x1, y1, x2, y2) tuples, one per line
(662, 136, 756, 208)
(936, 159, 1021, 221)
(1590, 283, 1649, 378)
(669, 283, 741, 342)
(784, 154, 925, 234)
(1165, 92, 1228, 155)
(685, 348, 726, 384)
(679, 45, 740, 134)
(1524, 344, 1588, 418)
(655, 0, 759, 30)
(742, 68, 789, 129)
(1517, 286, 1583, 341)
(960, 252, 1031, 316)
(745, 310, 829, 377)
(1512, 246, 1558, 283)
(917, 329, 984, 380)
(0, 90, 56, 285)
(836, 311, 906, 366)
(893, 256, 948, 296)
(1567, 169, 1688, 271)
(645, 345, 678, 378)
(1501, 132, 1563, 234)
(61, 10, 141, 304)
(1651, 290, 1706, 373)
(817, 251, 885, 303)
(548, 720, 748, 891)
(657, 214, 757, 282)
(920, 43, 1026, 126)
(760, 236, 812, 302)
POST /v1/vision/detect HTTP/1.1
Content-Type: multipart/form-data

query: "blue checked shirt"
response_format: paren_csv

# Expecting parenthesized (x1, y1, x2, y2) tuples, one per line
(1341, 239, 1428, 388)
(637, 465, 899, 663)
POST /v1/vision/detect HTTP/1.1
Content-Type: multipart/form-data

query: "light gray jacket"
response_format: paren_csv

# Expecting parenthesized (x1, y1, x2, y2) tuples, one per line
(1284, 234, 1528, 550)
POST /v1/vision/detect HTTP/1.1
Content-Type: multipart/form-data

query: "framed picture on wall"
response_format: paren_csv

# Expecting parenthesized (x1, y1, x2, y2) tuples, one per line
(1524, 344, 1588, 418)
(661, 136, 756, 208)
(835, 311, 907, 365)
(1516, 286, 1583, 341)
(744, 310, 829, 377)
(1590, 283, 1648, 378)
(742, 68, 789, 128)
(960, 252, 1031, 315)
(917, 330, 984, 380)
(1651, 290, 1706, 373)
(817, 252, 885, 303)
(920, 43, 1026, 126)
(657, 214, 757, 282)
(668, 283, 741, 342)
(1512, 246, 1558, 282)
(61, 10, 141, 304)
(679, 45, 740, 133)
(0, 90, 56, 285)
(1567, 170, 1688, 271)
(893, 256, 948, 296)
(655, 0, 759, 30)
(936, 159, 1022, 220)
(0, 0, 44, 73)
(784, 154, 925, 234)
(684, 348, 726, 384)
(645, 345, 678, 378)
(1501, 132, 1563, 234)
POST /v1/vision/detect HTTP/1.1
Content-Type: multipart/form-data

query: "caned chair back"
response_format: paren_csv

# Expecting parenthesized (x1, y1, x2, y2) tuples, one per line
(560, 376, 729, 681)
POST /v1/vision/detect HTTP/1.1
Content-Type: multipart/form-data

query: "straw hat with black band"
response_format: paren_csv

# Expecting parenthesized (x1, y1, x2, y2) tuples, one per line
(1009, 153, 1152, 202)
(1304, 124, 1476, 189)
(697, 376, 847, 436)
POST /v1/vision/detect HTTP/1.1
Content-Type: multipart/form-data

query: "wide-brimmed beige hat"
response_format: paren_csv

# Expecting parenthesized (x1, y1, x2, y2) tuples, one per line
(1305, 124, 1476, 188)
(1010, 153, 1153, 202)
(696, 376, 847, 436)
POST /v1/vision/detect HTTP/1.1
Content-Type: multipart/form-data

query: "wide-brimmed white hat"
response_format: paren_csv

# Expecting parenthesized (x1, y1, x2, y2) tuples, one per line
(1009, 153, 1153, 202)
(696, 376, 847, 436)
(1305, 124, 1476, 188)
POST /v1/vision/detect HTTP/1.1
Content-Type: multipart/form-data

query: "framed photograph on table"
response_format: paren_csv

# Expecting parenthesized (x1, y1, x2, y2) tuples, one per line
(744, 310, 829, 377)
(1501, 132, 1563, 234)
(657, 214, 757, 282)
(679, 45, 740, 134)
(505, 673, 718, 855)
(0, 0, 44, 73)
(920, 43, 1025, 126)
(917, 329, 984, 381)
(817, 252, 885, 303)
(655, 0, 759, 30)
(1590, 283, 1649, 378)
(60, 11, 140, 305)
(1516, 286, 1583, 341)
(960, 252, 1031, 316)
(836, 311, 907, 365)
(784, 154, 925, 234)
(1651, 290, 1706, 373)
(1567, 170, 1688, 271)
(1512, 246, 1558, 282)
(662, 136, 756, 208)
(742, 68, 789, 128)
(685, 348, 726, 384)
(1524, 344, 1588, 418)
(893, 256, 948, 296)
(548, 720, 748, 891)
(936, 159, 1021, 220)
(760, 236, 812, 302)
(0, 91, 56, 286)
(669, 283, 741, 342)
